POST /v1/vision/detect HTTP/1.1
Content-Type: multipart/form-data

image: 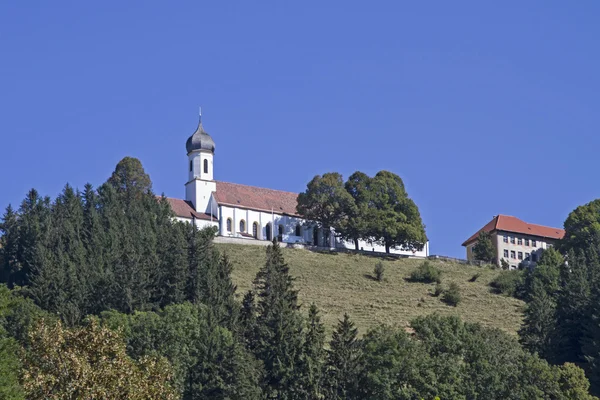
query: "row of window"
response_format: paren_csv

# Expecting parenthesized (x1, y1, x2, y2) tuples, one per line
(503, 235, 538, 247)
(225, 218, 302, 238)
(503, 249, 538, 262)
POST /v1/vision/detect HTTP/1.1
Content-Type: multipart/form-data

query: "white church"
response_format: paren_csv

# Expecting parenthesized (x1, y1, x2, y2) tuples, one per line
(164, 116, 429, 257)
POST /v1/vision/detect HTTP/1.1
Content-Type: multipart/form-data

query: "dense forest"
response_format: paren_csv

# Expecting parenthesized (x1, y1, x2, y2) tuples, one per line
(0, 157, 598, 399)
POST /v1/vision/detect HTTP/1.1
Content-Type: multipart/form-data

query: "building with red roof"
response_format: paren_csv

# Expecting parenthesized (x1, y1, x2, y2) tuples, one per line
(462, 215, 564, 268)
(163, 115, 429, 257)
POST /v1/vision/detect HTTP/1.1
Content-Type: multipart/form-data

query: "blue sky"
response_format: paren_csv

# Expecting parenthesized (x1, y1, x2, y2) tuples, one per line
(1, 2, 599, 258)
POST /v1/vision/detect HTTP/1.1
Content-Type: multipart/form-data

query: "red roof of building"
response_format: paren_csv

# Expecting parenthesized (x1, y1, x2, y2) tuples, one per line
(462, 215, 565, 246)
(164, 197, 217, 221)
(213, 181, 300, 216)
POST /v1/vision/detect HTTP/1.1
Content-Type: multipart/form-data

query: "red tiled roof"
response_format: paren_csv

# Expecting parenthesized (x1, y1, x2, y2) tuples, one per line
(213, 181, 300, 216)
(163, 197, 217, 221)
(462, 215, 564, 246)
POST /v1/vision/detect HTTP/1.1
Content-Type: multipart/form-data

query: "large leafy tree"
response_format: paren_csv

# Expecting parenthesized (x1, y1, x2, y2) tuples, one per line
(367, 171, 427, 253)
(101, 303, 262, 400)
(21, 318, 178, 400)
(297, 173, 356, 246)
(341, 172, 372, 250)
(560, 199, 600, 254)
(0, 285, 25, 399)
(473, 230, 496, 263)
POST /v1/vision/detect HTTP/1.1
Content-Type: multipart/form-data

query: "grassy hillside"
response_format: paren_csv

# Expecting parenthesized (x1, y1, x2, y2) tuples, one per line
(217, 243, 525, 336)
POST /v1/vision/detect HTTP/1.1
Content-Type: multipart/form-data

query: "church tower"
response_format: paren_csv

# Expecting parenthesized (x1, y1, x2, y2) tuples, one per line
(185, 114, 216, 214)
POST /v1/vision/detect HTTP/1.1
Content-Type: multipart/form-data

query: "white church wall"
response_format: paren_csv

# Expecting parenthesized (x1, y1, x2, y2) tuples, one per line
(174, 216, 218, 230)
(335, 237, 429, 257)
(218, 205, 309, 243)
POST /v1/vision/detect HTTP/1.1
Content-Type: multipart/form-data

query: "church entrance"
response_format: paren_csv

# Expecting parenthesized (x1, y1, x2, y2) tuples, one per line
(266, 223, 272, 241)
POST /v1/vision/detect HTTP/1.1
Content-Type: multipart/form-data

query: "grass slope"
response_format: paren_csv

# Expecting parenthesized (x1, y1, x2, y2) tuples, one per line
(217, 243, 524, 335)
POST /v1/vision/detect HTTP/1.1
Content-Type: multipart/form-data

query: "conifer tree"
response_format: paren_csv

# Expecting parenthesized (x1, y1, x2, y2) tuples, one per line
(11, 190, 51, 288)
(519, 281, 557, 359)
(325, 313, 362, 400)
(239, 290, 257, 348)
(552, 250, 591, 365)
(0, 204, 20, 286)
(581, 282, 600, 394)
(202, 252, 239, 328)
(297, 304, 326, 399)
(29, 185, 87, 326)
(81, 183, 107, 314)
(252, 239, 305, 399)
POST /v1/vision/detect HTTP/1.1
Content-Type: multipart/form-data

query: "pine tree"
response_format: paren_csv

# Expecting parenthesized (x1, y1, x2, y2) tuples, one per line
(0, 205, 20, 286)
(12, 190, 51, 288)
(297, 304, 326, 399)
(239, 290, 257, 348)
(519, 281, 557, 359)
(553, 250, 591, 364)
(81, 183, 107, 315)
(202, 252, 239, 328)
(325, 313, 362, 400)
(252, 239, 305, 399)
(29, 185, 88, 326)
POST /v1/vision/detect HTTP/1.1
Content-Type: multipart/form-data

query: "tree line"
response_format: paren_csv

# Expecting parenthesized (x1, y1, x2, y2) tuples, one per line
(0, 157, 597, 399)
(296, 171, 427, 253)
(490, 199, 600, 396)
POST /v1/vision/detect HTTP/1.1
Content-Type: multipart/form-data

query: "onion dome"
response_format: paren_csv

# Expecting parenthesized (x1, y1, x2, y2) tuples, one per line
(185, 118, 215, 154)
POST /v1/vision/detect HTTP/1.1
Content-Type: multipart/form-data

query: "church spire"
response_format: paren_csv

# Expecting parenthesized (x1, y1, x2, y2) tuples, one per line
(186, 108, 215, 154)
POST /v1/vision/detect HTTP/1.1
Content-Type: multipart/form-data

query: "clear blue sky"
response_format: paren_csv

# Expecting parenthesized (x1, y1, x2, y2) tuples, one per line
(1, 2, 599, 258)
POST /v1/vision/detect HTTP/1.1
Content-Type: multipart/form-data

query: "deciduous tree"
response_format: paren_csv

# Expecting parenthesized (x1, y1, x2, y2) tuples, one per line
(21, 319, 178, 400)
(367, 171, 427, 253)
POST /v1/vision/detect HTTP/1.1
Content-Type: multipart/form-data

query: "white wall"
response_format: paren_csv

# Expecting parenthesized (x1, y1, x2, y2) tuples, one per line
(336, 237, 429, 257)
(175, 216, 218, 230)
(218, 205, 308, 242)
(185, 179, 216, 214)
(215, 205, 427, 256)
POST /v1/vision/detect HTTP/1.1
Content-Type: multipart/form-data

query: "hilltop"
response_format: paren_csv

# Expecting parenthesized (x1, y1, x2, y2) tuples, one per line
(216, 243, 525, 335)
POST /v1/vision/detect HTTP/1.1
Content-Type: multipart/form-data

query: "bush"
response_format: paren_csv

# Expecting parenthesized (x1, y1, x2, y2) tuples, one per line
(433, 283, 443, 297)
(374, 262, 385, 282)
(442, 282, 461, 306)
(409, 261, 442, 284)
(490, 270, 524, 297)
(469, 272, 481, 282)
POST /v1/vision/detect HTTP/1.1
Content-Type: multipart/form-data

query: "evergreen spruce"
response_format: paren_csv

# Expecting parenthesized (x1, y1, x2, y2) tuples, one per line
(325, 313, 362, 400)
(252, 239, 305, 399)
(519, 281, 557, 359)
(552, 250, 591, 364)
(0, 205, 20, 286)
(298, 304, 326, 399)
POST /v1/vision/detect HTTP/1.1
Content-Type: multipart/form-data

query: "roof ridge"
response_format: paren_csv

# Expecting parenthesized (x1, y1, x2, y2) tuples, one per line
(216, 180, 299, 195)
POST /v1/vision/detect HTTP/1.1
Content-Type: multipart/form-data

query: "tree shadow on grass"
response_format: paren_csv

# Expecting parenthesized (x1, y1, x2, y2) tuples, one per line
(363, 274, 379, 282)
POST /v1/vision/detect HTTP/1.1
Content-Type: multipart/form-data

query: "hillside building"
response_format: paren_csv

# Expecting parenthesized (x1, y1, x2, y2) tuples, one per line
(462, 215, 564, 269)
(165, 116, 429, 257)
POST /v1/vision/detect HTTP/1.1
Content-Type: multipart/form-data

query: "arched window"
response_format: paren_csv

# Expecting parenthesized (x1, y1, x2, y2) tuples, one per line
(189, 160, 193, 172)
(265, 223, 272, 241)
(252, 222, 258, 239)
(295, 224, 302, 237)
(226, 218, 232, 233)
(203, 159, 208, 174)
(239, 220, 246, 233)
